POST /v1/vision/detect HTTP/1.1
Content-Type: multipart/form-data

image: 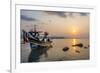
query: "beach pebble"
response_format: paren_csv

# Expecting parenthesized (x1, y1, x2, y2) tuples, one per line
(72, 43, 83, 48)
(75, 50, 80, 53)
(84, 46, 88, 49)
(62, 47, 69, 52)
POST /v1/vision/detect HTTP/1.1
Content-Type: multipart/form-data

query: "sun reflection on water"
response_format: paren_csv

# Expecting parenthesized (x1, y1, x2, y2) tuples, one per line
(72, 38, 76, 50)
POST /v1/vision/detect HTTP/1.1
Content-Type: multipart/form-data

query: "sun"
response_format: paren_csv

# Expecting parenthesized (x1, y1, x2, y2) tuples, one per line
(72, 29, 76, 34)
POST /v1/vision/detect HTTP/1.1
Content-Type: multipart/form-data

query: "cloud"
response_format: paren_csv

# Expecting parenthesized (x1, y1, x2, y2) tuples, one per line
(80, 13, 89, 16)
(44, 11, 67, 18)
(67, 12, 89, 17)
(21, 15, 37, 21)
(45, 11, 88, 18)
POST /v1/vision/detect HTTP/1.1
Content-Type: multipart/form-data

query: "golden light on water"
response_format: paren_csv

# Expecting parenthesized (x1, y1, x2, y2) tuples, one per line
(72, 39, 76, 50)
(73, 39, 76, 45)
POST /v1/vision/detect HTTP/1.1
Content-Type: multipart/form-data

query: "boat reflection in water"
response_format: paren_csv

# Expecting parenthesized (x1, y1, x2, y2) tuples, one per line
(28, 44, 52, 62)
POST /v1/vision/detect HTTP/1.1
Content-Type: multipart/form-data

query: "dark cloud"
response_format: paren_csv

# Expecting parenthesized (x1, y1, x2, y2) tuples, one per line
(67, 12, 89, 17)
(45, 11, 88, 18)
(21, 15, 37, 21)
(44, 11, 67, 18)
(80, 13, 89, 16)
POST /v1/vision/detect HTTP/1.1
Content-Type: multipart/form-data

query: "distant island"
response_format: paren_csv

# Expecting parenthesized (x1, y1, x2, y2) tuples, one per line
(39, 36, 89, 39)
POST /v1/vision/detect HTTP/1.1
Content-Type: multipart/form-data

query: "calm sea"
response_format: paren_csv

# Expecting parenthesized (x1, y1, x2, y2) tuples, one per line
(21, 38, 89, 63)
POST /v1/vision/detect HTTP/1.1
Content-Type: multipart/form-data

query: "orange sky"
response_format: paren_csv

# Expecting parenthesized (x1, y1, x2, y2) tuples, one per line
(21, 10, 89, 38)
